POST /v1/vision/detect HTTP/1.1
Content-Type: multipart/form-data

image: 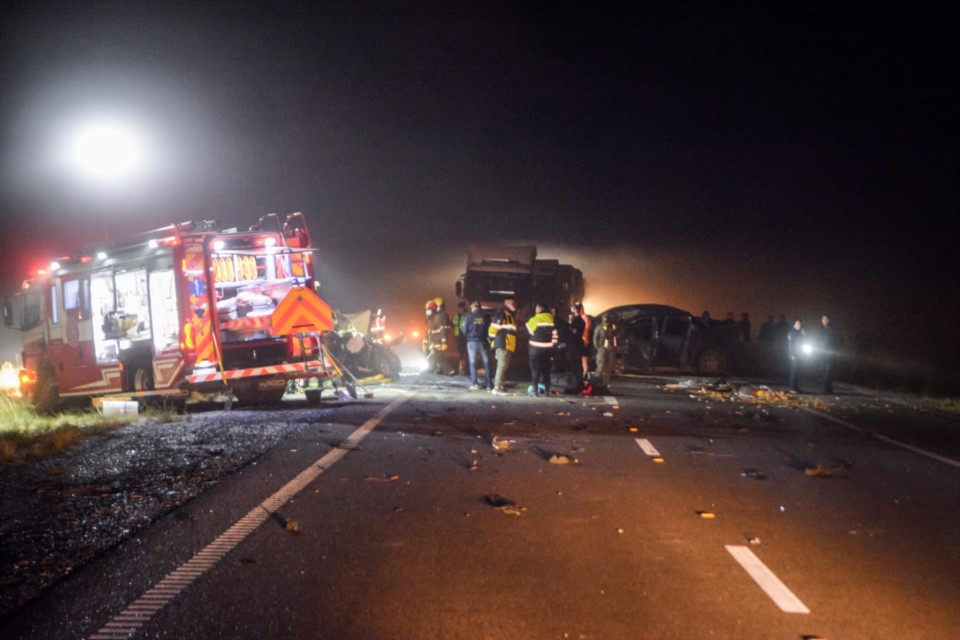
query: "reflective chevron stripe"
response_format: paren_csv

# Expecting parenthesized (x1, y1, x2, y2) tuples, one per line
(187, 360, 332, 384)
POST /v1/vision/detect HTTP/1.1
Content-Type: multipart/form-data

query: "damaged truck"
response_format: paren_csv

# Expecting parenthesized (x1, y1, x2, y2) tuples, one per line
(454, 244, 585, 316)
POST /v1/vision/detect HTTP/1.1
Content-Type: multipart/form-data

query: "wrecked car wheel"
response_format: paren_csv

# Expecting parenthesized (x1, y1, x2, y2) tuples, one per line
(697, 348, 726, 376)
(377, 352, 401, 379)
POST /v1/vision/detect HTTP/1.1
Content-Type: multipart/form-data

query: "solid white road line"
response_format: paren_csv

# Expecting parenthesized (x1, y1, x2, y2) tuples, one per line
(634, 438, 661, 457)
(725, 545, 810, 614)
(88, 394, 410, 640)
(804, 408, 960, 469)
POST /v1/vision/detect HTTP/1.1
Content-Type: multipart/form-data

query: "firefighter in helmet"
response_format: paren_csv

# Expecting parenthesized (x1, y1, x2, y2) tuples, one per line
(424, 298, 455, 375)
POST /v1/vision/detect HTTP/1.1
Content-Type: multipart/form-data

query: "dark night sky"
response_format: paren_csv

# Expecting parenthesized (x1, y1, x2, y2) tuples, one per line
(1, 1, 957, 375)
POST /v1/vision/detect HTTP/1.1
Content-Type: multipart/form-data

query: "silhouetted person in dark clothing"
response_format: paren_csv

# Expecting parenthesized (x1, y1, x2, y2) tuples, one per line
(816, 313, 843, 394)
(786, 319, 805, 393)
(758, 315, 775, 343)
(774, 314, 789, 343)
(738, 312, 751, 342)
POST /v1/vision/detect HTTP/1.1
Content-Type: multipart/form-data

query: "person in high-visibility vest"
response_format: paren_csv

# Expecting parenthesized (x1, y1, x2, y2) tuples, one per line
(488, 297, 518, 395)
(526, 303, 558, 397)
(369, 308, 386, 344)
(451, 301, 468, 375)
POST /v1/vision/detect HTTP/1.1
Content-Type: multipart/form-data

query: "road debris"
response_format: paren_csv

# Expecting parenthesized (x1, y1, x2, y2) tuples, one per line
(363, 474, 399, 482)
(285, 520, 301, 535)
(697, 511, 716, 519)
(746, 535, 761, 545)
(491, 436, 511, 452)
(740, 468, 767, 480)
(483, 494, 525, 516)
(549, 454, 579, 465)
(804, 463, 840, 477)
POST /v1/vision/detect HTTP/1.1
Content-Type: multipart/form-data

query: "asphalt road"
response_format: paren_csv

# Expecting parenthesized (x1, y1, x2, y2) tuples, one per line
(2, 375, 959, 639)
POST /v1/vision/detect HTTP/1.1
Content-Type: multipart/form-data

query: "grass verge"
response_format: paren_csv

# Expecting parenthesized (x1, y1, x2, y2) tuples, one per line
(0, 396, 177, 466)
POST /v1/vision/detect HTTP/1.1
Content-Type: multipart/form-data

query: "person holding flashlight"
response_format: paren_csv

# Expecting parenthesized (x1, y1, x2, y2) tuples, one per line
(787, 319, 805, 393)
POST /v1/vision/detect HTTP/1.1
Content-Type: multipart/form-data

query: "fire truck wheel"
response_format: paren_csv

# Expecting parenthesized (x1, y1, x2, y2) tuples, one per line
(233, 386, 286, 406)
(697, 348, 727, 376)
(127, 359, 154, 392)
(34, 373, 60, 415)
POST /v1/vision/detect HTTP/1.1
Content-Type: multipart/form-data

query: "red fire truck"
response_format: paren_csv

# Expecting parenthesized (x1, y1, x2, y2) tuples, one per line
(3, 212, 336, 412)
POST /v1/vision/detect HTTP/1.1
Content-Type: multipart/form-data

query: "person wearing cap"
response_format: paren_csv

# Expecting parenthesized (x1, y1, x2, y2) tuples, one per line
(461, 300, 493, 390)
(488, 297, 518, 395)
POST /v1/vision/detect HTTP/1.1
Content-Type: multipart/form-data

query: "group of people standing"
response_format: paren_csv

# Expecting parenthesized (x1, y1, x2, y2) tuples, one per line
(786, 313, 843, 394)
(425, 297, 614, 397)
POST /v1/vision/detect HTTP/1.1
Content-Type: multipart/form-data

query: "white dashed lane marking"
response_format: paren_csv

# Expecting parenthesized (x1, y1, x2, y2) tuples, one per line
(726, 545, 810, 614)
(88, 394, 410, 640)
(634, 438, 661, 457)
(804, 407, 960, 469)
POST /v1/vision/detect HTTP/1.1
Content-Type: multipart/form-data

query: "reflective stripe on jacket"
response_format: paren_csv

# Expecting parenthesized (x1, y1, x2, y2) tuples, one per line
(526, 312, 557, 349)
(489, 306, 517, 352)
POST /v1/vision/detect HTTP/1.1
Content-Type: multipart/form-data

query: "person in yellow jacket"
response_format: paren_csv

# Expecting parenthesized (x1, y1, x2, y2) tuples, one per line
(451, 300, 469, 375)
(487, 297, 518, 395)
(526, 303, 558, 397)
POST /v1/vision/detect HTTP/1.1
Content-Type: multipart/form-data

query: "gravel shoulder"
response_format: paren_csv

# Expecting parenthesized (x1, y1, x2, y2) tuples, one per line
(0, 405, 336, 618)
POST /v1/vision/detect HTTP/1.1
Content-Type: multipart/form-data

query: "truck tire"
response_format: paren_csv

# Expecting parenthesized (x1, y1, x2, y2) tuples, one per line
(697, 348, 727, 376)
(233, 385, 286, 406)
(127, 358, 154, 392)
(33, 371, 60, 415)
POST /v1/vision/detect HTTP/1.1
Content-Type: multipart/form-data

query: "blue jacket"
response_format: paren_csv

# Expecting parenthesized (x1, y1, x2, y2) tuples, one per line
(462, 310, 491, 342)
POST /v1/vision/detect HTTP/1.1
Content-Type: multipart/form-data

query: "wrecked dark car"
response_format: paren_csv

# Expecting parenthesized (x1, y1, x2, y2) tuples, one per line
(596, 304, 743, 376)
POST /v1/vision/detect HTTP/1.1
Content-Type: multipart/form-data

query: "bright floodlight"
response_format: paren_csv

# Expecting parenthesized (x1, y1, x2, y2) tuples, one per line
(66, 119, 148, 184)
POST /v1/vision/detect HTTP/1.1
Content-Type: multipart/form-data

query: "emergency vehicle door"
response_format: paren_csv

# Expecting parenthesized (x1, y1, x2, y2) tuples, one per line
(54, 277, 96, 378)
(91, 270, 120, 364)
(148, 268, 179, 354)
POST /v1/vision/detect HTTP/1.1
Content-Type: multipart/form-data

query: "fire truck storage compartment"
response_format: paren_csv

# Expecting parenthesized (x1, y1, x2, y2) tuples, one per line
(211, 235, 312, 367)
(90, 257, 179, 368)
